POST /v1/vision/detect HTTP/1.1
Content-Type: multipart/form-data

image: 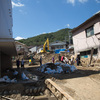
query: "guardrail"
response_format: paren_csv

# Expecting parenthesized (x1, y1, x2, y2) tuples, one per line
(45, 79, 74, 100)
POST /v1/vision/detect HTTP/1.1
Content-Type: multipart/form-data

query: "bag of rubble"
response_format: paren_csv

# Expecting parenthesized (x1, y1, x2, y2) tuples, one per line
(68, 65, 77, 72)
(44, 66, 63, 74)
(56, 66, 63, 73)
(55, 62, 77, 72)
(45, 68, 56, 74)
(21, 72, 29, 80)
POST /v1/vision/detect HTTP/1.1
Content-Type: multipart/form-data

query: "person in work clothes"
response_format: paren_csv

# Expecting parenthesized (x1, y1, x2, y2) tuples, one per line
(76, 55, 80, 66)
(40, 56, 42, 66)
(58, 54, 61, 61)
(21, 58, 24, 68)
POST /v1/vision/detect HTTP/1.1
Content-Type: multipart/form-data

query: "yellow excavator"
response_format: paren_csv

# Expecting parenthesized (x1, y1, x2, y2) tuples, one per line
(41, 38, 49, 53)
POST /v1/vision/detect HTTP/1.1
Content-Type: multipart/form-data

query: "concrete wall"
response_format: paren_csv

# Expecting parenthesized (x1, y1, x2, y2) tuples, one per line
(0, 52, 12, 76)
(0, 0, 12, 38)
(0, 0, 17, 76)
(72, 16, 100, 58)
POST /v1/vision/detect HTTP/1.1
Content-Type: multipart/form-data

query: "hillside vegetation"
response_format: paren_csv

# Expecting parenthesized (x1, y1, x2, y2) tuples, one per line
(19, 28, 72, 46)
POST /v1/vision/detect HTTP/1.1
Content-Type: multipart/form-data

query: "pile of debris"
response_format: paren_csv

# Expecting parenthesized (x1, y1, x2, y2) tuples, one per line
(0, 69, 29, 83)
(38, 62, 77, 74)
(34, 52, 74, 64)
(80, 58, 96, 67)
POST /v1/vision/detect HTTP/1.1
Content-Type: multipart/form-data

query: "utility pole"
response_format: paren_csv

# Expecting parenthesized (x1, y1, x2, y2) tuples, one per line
(65, 35, 66, 43)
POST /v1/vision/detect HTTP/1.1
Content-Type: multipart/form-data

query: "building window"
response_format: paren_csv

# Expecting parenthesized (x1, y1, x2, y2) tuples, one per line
(80, 48, 97, 56)
(51, 46, 55, 50)
(60, 45, 63, 48)
(86, 26, 94, 37)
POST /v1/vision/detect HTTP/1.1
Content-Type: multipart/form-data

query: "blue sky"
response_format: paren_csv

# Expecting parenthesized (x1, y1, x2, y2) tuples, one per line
(11, 0, 100, 40)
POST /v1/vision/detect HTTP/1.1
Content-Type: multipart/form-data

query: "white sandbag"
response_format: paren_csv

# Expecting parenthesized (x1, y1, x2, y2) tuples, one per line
(3, 76, 11, 82)
(0, 78, 5, 82)
(21, 72, 29, 80)
(11, 78, 17, 83)
(13, 71, 18, 75)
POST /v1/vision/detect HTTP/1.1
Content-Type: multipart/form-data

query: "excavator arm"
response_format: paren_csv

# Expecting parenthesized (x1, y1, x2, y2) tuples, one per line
(41, 38, 49, 53)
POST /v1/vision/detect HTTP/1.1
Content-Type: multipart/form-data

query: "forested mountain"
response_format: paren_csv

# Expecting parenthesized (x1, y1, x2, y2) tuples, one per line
(18, 28, 72, 46)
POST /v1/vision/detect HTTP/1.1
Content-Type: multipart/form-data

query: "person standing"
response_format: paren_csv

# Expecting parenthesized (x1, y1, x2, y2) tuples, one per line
(58, 54, 61, 61)
(61, 56, 64, 63)
(65, 57, 69, 64)
(21, 58, 24, 68)
(16, 59, 20, 68)
(52, 57, 55, 63)
(40, 56, 42, 66)
(71, 57, 75, 65)
(76, 55, 80, 66)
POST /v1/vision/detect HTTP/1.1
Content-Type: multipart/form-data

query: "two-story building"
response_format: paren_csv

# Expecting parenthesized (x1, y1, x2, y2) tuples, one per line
(49, 41, 67, 53)
(49, 41, 66, 50)
(72, 11, 100, 59)
(0, 0, 17, 76)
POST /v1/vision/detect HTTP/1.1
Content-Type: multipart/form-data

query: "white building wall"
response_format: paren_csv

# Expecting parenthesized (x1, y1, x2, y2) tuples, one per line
(0, 0, 12, 38)
(29, 46, 37, 53)
(73, 18, 100, 57)
(94, 22, 100, 34)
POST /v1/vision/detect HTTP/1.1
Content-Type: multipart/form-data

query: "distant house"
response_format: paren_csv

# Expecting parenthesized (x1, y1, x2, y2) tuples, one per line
(49, 41, 66, 51)
(72, 11, 100, 59)
(15, 41, 28, 56)
(68, 45, 74, 54)
(29, 46, 37, 53)
(37, 47, 43, 54)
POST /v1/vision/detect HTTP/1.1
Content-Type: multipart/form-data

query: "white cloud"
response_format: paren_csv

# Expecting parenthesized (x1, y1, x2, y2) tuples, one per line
(65, 24, 70, 28)
(96, 0, 100, 3)
(42, 32, 46, 34)
(66, 0, 88, 5)
(78, 0, 88, 3)
(12, 1, 25, 8)
(15, 36, 24, 40)
(67, 0, 75, 6)
(67, 24, 70, 27)
(40, 32, 46, 35)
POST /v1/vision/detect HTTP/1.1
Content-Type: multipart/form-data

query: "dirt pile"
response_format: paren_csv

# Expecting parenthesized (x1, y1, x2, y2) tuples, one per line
(80, 58, 100, 67)
(34, 52, 73, 64)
